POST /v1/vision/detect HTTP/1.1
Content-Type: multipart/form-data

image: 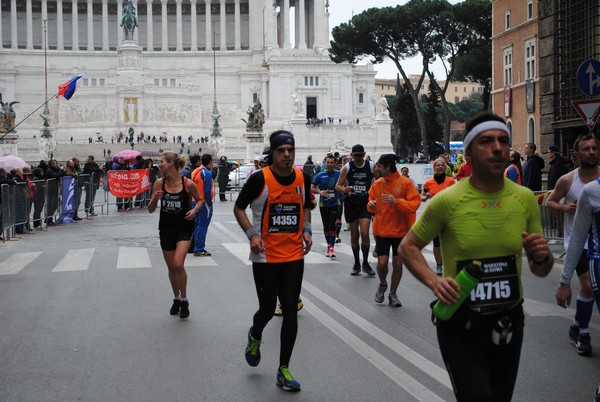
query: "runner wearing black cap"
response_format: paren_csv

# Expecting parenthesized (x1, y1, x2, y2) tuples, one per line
(336, 144, 376, 276)
(234, 130, 312, 391)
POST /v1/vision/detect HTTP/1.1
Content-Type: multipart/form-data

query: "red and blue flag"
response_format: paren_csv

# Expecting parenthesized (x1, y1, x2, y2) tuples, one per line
(56, 75, 83, 100)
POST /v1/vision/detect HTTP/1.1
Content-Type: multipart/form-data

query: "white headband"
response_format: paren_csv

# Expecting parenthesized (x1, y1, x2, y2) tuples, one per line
(463, 121, 510, 151)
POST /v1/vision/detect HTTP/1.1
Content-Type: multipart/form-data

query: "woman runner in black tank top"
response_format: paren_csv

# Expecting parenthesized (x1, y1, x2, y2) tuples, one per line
(158, 175, 195, 233)
(148, 152, 203, 319)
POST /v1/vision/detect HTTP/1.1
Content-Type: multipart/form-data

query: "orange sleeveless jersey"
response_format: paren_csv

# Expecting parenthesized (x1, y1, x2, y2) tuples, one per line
(423, 176, 455, 197)
(260, 167, 306, 263)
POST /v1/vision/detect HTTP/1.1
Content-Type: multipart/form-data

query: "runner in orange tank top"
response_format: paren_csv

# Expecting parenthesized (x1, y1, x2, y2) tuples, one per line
(234, 130, 312, 392)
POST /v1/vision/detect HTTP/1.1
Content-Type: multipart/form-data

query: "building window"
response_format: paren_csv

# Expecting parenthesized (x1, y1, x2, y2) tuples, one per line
(525, 39, 536, 80)
(162, 78, 168, 86)
(154, 79, 159, 86)
(304, 76, 319, 86)
(170, 79, 176, 87)
(99, 79, 105, 86)
(455, 96, 460, 103)
(91, 78, 97, 86)
(463, 87, 466, 92)
(252, 93, 258, 103)
(454, 86, 458, 92)
(505, 11, 511, 29)
(504, 47, 513, 86)
(527, 0, 533, 20)
(528, 117, 535, 144)
(83, 79, 89, 86)
(358, 93, 364, 104)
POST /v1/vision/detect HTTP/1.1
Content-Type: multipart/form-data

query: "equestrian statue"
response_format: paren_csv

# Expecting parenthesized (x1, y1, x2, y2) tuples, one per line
(120, 0, 138, 41)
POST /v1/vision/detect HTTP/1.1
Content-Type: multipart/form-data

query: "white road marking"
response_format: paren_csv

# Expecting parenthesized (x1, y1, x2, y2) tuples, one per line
(303, 281, 453, 390)
(52, 248, 95, 272)
(117, 247, 152, 269)
(211, 221, 241, 243)
(304, 250, 338, 264)
(302, 295, 446, 402)
(0, 252, 42, 275)
(222, 243, 252, 266)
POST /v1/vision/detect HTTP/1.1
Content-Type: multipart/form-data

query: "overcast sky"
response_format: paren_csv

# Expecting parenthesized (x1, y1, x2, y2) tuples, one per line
(327, 0, 462, 79)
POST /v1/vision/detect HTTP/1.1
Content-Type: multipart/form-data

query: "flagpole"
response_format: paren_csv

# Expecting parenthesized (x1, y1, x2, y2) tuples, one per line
(43, 19, 49, 115)
(0, 94, 57, 141)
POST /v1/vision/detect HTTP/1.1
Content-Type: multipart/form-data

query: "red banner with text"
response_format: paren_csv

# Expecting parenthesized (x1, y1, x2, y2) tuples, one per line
(108, 169, 150, 198)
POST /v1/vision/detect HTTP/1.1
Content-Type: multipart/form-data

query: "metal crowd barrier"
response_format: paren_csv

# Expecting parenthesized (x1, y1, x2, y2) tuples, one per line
(0, 173, 146, 242)
(534, 191, 564, 244)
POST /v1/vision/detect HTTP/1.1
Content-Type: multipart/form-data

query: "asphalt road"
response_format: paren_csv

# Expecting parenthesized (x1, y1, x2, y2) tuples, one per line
(0, 199, 598, 401)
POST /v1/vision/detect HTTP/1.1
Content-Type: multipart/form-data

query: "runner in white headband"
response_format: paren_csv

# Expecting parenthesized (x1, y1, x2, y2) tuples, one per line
(463, 120, 510, 151)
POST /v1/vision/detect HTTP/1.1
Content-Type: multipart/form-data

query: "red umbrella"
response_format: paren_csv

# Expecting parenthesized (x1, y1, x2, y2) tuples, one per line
(114, 150, 142, 160)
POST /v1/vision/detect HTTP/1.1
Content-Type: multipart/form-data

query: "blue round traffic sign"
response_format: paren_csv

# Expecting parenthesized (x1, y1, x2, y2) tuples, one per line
(577, 59, 600, 97)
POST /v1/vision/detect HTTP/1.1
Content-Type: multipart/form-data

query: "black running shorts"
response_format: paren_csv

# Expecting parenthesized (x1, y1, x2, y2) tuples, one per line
(159, 230, 193, 251)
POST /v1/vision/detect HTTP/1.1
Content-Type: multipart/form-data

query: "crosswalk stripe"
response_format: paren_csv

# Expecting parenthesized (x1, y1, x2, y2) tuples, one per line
(302, 294, 447, 401)
(305, 250, 339, 264)
(0, 252, 42, 275)
(52, 248, 95, 272)
(211, 221, 240, 243)
(117, 247, 152, 269)
(222, 243, 252, 265)
(185, 254, 218, 267)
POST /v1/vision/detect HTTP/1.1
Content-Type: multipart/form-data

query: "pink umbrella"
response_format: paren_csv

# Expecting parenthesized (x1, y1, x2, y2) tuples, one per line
(114, 149, 142, 160)
(0, 155, 27, 171)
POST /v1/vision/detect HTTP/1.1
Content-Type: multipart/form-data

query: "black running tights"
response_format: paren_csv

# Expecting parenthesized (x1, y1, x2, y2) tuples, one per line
(251, 260, 304, 367)
(436, 306, 524, 402)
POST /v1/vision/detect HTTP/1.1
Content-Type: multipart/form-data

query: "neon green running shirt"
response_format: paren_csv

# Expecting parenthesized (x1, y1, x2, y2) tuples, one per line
(412, 177, 542, 313)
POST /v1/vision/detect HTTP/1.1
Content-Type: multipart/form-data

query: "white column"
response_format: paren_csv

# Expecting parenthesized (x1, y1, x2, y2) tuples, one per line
(72, 0, 79, 50)
(324, 3, 330, 48)
(190, 0, 198, 51)
(146, 0, 154, 51)
(263, 2, 275, 48)
(56, 0, 64, 50)
(219, 0, 226, 50)
(10, 0, 17, 49)
(282, 0, 290, 49)
(297, 0, 306, 49)
(26, 0, 33, 49)
(102, 0, 108, 50)
(314, 0, 325, 48)
(42, 0, 48, 47)
(117, 0, 123, 43)
(87, 0, 94, 51)
(234, 0, 240, 50)
(161, 0, 168, 51)
(262, 76, 268, 117)
(294, 3, 299, 48)
(176, 0, 183, 51)
(205, 0, 212, 51)
(0, 1, 3, 49)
